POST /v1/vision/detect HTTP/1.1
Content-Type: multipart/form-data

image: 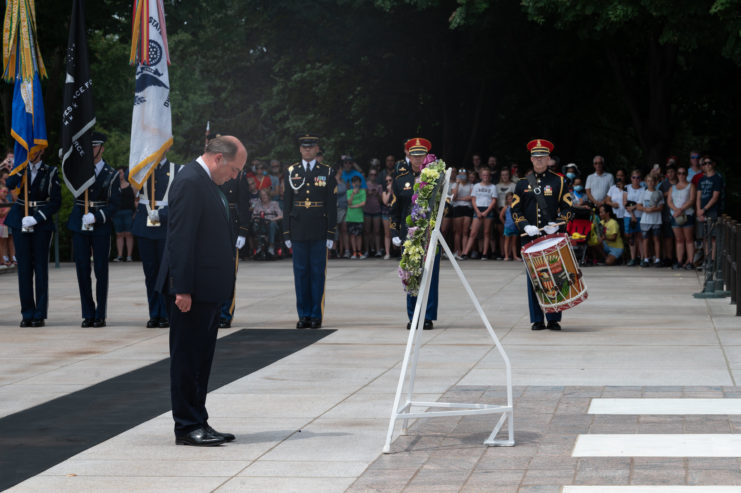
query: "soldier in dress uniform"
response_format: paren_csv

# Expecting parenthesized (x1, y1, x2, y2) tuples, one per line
(132, 156, 182, 328)
(511, 139, 573, 331)
(390, 137, 440, 330)
(217, 166, 250, 328)
(283, 134, 337, 329)
(5, 148, 61, 327)
(67, 132, 121, 327)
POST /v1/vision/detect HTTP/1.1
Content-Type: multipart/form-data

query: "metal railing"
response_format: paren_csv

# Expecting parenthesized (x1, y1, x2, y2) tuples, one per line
(695, 214, 740, 316)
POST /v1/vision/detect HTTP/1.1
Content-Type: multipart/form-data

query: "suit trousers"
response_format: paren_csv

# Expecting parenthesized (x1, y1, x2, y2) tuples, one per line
(11, 228, 52, 320)
(406, 249, 441, 322)
(137, 237, 167, 320)
(72, 232, 110, 320)
(526, 276, 562, 324)
(168, 298, 220, 435)
(291, 239, 327, 320)
(219, 248, 240, 322)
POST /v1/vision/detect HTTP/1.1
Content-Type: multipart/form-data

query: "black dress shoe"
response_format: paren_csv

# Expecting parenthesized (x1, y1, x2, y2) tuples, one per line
(406, 321, 412, 330)
(310, 318, 322, 329)
(296, 318, 310, 329)
(20, 319, 32, 327)
(158, 319, 169, 328)
(81, 319, 94, 328)
(205, 423, 235, 442)
(93, 319, 106, 328)
(531, 322, 546, 331)
(218, 319, 231, 329)
(547, 321, 562, 331)
(423, 320, 434, 330)
(146, 318, 159, 328)
(31, 319, 45, 327)
(175, 427, 225, 446)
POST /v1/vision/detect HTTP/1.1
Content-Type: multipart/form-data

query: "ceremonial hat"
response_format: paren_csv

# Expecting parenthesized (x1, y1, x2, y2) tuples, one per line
(91, 132, 107, 146)
(526, 139, 554, 157)
(298, 134, 320, 147)
(405, 137, 432, 156)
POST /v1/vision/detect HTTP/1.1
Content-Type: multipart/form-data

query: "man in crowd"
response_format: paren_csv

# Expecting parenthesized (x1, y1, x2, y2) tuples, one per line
(5, 148, 61, 327)
(585, 155, 614, 207)
(68, 132, 121, 328)
(512, 139, 573, 331)
(157, 135, 247, 446)
(132, 155, 182, 328)
(696, 155, 724, 263)
(379, 154, 396, 184)
(687, 150, 702, 182)
(283, 134, 337, 329)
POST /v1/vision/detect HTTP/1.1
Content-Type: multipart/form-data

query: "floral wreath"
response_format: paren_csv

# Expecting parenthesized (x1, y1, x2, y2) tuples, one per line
(398, 155, 448, 296)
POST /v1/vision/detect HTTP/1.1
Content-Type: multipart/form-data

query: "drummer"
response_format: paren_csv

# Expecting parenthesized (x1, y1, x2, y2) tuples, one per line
(512, 139, 573, 331)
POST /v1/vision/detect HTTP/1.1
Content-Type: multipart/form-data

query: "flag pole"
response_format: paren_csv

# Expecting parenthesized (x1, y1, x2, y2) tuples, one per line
(150, 171, 156, 209)
(24, 167, 29, 217)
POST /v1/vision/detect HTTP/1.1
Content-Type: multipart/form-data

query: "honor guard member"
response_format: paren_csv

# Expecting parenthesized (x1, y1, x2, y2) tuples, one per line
(132, 156, 182, 328)
(394, 138, 412, 178)
(283, 134, 337, 329)
(5, 148, 61, 327)
(511, 139, 573, 331)
(217, 166, 250, 328)
(390, 137, 440, 330)
(68, 132, 121, 327)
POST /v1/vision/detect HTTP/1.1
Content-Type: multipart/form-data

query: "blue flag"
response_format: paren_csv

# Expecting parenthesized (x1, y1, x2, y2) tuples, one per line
(9, 71, 48, 177)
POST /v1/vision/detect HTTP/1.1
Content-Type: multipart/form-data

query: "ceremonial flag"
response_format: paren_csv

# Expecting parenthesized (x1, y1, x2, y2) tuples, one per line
(59, 0, 95, 198)
(2, 0, 48, 179)
(127, 0, 172, 189)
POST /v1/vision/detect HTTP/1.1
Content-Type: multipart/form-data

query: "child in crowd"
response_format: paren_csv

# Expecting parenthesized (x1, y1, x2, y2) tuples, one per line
(637, 174, 663, 267)
(346, 175, 366, 259)
(499, 192, 520, 261)
(571, 177, 591, 210)
(598, 204, 624, 265)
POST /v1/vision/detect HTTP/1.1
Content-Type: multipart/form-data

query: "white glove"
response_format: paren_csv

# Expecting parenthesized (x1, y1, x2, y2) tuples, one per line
(524, 225, 540, 237)
(543, 222, 559, 235)
(82, 212, 96, 225)
(148, 209, 160, 222)
(326, 239, 334, 249)
(392, 237, 402, 247)
(284, 240, 292, 249)
(21, 216, 37, 228)
(235, 236, 246, 249)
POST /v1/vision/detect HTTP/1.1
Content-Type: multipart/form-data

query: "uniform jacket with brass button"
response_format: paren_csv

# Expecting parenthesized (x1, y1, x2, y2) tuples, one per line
(511, 169, 573, 236)
(282, 161, 337, 242)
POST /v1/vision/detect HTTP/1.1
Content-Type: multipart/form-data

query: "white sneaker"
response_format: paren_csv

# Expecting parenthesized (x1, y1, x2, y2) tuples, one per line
(383, 254, 390, 260)
(268, 247, 275, 256)
(454, 253, 463, 260)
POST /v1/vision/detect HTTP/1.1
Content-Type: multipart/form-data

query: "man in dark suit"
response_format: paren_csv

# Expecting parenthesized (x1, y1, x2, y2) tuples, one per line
(5, 148, 61, 327)
(132, 156, 182, 328)
(283, 134, 337, 329)
(156, 135, 247, 446)
(67, 132, 121, 328)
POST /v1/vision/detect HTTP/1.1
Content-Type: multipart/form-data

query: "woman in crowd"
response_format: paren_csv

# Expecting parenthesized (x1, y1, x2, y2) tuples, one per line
(623, 169, 645, 266)
(597, 204, 624, 265)
(495, 167, 516, 259)
(363, 169, 383, 257)
(462, 167, 497, 260)
(113, 169, 135, 262)
(380, 174, 393, 259)
(499, 192, 520, 261)
(667, 166, 696, 270)
(251, 188, 283, 258)
(0, 185, 11, 266)
(451, 168, 473, 260)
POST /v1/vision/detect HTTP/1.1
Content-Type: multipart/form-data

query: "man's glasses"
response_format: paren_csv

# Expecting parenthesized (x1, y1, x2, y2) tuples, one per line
(631, 176, 640, 179)
(701, 161, 712, 166)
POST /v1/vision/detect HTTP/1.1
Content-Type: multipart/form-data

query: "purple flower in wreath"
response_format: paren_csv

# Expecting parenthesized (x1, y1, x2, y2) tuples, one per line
(411, 193, 418, 203)
(407, 226, 418, 236)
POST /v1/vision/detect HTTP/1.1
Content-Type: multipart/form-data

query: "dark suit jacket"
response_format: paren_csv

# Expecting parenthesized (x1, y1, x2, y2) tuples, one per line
(156, 160, 235, 303)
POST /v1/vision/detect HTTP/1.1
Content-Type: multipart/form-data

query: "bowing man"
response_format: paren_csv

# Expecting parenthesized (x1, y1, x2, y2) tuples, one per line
(156, 135, 247, 446)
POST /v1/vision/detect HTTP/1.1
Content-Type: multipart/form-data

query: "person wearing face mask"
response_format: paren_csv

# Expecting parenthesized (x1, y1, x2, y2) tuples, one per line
(571, 178, 590, 210)
(563, 163, 579, 186)
(512, 139, 573, 331)
(390, 137, 440, 330)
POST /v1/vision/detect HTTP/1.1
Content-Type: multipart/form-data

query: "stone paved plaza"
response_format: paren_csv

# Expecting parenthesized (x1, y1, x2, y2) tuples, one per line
(1, 257, 739, 492)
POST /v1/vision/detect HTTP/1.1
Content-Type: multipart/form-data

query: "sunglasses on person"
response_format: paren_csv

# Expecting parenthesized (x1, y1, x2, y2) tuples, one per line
(631, 176, 640, 179)
(691, 154, 700, 159)
(677, 171, 687, 175)
(701, 161, 713, 166)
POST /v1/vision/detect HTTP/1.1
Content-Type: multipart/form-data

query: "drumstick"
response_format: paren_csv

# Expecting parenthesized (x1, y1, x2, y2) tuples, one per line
(520, 221, 566, 237)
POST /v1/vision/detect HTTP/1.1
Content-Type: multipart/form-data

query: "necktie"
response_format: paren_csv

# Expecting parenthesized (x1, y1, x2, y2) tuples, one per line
(217, 188, 230, 221)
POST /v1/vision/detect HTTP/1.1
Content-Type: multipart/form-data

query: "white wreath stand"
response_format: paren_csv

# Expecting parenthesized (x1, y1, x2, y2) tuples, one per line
(382, 168, 515, 453)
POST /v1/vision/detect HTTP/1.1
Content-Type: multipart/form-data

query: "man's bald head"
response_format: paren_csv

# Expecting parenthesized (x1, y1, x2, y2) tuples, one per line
(204, 135, 248, 185)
